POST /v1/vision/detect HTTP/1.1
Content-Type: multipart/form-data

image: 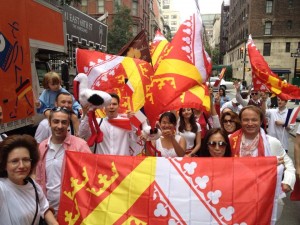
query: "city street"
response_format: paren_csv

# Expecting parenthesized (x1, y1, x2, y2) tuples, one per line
(226, 88, 300, 224)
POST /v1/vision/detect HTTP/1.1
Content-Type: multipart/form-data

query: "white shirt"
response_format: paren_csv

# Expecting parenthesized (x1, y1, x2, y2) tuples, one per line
(155, 135, 181, 157)
(177, 123, 201, 150)
(45, 140, 65, 214)
(220, 101, 243, 114)
(79, 116, 134, 155)
(266, 108, 294, 150)
(0, 178, 49, 225)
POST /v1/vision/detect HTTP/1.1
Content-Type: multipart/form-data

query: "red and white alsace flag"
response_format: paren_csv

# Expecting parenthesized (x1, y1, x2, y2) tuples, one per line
(58, 152, 283, 225)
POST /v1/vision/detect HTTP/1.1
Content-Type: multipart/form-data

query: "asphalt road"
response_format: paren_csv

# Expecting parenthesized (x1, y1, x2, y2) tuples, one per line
(226, 89, 300, 224)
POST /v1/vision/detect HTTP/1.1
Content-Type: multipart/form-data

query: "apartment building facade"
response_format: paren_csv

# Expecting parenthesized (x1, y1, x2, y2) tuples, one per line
(221, 0, 300, 83)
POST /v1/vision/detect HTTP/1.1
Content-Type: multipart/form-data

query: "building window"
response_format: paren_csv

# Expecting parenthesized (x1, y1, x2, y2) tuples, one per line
(266, 0, 273, 13)
(163, 0, 170, 9)
(263, 43, 271, 56)
(171, 21, 177, 25)
(264, 21, 272, 35)
(81, 0, 87, 13)
(115, 0, 121, 6)
(163, 15, 169, 19)
(171, 27, 176, 31)
(288, 0, 293, 7)
(132, 24, 138, 36)
(132, 0, 138, 16)
(97, 0, 104, 13)
(287, 20, 292, 29)
(286, 43, 291, 52)
(171, 15, 177, 19)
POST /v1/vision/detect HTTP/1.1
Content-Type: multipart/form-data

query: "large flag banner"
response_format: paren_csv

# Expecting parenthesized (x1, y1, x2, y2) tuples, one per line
(76, 48, 153, 114)
(57, 152, 282, 225)
(144, 0, 211, 126)
(247, 35, 300, 100)
(118, 29, 152, 63)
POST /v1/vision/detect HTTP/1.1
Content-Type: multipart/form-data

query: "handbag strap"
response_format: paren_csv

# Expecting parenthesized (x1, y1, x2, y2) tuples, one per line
(93, 118, 103, 153)
(26, 177, 39, 225)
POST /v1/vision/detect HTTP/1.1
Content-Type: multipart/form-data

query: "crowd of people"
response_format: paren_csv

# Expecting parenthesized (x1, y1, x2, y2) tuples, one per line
(0, 72, 299, 224)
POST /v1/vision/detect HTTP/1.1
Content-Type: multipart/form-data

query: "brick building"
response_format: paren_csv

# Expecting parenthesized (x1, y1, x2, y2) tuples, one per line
(75, 0, 163, 40)
(221, 0, 300, 83)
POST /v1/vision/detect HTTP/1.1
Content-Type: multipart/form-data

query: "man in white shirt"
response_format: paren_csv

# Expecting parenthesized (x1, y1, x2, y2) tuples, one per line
(79, 93, 135, 155)
(262, 97, 295, 152)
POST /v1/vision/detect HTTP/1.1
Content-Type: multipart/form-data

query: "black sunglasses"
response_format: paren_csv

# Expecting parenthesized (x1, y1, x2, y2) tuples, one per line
(51, 107, 71, 114)
(207, 141, 227, 148)
(251, 92, 259, 96)
(223, 119, 234, 124)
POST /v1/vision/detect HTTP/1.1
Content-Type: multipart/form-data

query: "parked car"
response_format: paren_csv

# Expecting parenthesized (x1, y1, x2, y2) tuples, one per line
(206, 77, 234, 91)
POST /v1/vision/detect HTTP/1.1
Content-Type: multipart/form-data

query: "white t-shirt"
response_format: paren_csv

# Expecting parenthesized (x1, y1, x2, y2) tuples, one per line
(46, 140, 65, 214)
(0, 178, 49, 225)
(266, 108, 294, 150)
(177, 123, 201, 150)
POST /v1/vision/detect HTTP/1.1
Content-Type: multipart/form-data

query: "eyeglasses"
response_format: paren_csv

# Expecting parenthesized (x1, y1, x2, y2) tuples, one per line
(7, 158, 32, 167)
(207, 141, 227, 148)
(223, 119, 234, 124)
(251, 92, 259, 96)
(51, 107, 70, 114)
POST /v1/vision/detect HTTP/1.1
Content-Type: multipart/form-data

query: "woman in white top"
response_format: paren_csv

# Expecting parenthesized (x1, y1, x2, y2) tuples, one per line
(0, 135, 58, 225)
(177, 108, 201, 156)
(149, 112, 186, 157)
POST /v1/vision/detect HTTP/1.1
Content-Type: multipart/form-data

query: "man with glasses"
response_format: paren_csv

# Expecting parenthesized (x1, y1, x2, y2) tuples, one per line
(234, 81, 263, 107)
(36, 106, 91, 215)
(35, 92, 78, 144)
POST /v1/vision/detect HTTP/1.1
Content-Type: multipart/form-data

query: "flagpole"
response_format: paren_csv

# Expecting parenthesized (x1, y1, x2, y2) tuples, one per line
(242, 40, 247, 81)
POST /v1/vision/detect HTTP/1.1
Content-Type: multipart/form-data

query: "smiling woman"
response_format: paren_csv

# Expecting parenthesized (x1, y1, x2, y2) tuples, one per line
(0, 135, 58, 225)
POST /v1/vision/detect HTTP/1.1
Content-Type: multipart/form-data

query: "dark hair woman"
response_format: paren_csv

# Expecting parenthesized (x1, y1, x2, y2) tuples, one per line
(198, 128, 231, 157)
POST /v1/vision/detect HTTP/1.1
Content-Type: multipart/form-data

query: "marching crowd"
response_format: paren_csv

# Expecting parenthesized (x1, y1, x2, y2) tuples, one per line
(0, 71, 299, 224)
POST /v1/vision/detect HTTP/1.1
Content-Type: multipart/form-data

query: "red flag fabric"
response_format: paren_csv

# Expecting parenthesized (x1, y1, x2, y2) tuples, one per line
(118, 29, 152, 63)
(247, 35, 300, 100)
(76, 48, 153, 114)
(57, 152, 281, 224)
(213, 67, 227, 87)
(144, 1, 211, 126)
(150, 29, 170, 71)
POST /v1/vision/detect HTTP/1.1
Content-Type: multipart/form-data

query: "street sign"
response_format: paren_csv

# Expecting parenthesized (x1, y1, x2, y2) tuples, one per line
(291, 53, 300, 57)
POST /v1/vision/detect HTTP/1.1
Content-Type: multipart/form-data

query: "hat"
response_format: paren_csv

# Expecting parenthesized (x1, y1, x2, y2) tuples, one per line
(231, 98, 238, 104)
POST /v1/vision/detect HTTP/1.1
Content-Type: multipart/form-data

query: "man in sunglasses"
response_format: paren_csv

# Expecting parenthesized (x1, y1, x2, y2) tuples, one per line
(36, 106, 91, 216)
(35, 92, 78, 144)
(235, 82, 262, 108)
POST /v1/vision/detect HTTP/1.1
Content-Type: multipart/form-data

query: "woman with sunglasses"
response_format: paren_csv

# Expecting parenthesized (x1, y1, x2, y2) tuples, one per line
(220, 111, 241, 135)
(0, 135, 58, 225)
(177, 108, 201, 157)
(198, 128, 231, 157)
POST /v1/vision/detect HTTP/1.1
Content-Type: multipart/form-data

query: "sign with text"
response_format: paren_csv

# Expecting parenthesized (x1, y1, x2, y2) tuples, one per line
(63, 5, 108, 51)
